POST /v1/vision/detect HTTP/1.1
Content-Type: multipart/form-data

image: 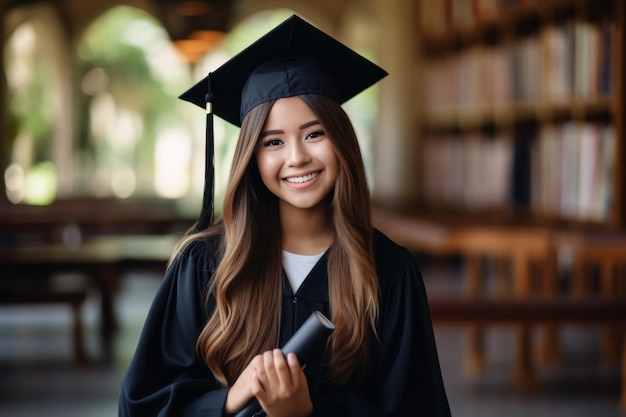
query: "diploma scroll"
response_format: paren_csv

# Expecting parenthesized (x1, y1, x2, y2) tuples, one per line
(233, 310, 335, 417)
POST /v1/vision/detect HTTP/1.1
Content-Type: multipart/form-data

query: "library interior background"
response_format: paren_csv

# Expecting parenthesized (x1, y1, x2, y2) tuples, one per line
(1, 1, 626, 416)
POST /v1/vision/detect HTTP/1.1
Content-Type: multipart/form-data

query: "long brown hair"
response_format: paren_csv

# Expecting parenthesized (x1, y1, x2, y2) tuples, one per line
(172, 94, 378, 386)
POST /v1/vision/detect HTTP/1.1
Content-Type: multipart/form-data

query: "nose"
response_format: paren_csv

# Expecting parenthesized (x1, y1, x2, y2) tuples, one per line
(287, 140, 312, 166)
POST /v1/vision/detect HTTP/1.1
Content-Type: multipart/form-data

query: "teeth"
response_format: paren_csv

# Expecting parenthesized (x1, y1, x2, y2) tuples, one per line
(285, 172, 319, 183)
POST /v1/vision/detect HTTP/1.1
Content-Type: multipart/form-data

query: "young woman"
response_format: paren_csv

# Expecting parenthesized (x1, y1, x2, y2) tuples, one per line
(119, 15, 451, 417)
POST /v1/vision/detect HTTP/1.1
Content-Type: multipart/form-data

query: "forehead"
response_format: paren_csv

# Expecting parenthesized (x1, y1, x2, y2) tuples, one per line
(262, 96, 318, 129)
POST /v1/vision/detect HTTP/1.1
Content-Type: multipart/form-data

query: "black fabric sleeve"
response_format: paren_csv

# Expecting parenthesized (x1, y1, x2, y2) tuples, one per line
(118, 241, 228, 417)
(310, 241, 451, 417)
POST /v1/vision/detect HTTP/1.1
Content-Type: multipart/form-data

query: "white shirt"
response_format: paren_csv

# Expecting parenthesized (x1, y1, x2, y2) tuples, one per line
(282, 250, 325, 293)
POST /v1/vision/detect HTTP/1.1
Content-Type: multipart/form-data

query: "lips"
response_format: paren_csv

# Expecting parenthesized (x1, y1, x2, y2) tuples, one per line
(284, 171, 320, 184)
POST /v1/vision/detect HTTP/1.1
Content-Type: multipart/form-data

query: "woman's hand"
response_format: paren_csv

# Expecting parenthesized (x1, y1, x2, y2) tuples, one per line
(251, 349, 312, 417)
(224, 357, 258, 415)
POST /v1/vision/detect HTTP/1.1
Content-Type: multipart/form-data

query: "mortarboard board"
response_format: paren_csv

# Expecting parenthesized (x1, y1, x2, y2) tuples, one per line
(179, 14, 388, 230)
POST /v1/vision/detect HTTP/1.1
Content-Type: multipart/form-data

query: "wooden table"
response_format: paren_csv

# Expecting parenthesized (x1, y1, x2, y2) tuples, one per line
(0, 234, 179, 362)
(372, 207, 626, 408)
(372, 208, 557, 380)
(554, 231, 626, 363)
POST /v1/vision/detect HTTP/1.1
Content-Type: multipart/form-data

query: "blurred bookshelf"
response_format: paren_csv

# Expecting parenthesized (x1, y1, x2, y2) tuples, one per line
(416, 0, 624, 229)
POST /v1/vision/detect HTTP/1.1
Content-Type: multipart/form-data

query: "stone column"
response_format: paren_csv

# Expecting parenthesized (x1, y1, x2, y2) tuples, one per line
(0, 0, 8, 203)
(370, 0, 419, 208)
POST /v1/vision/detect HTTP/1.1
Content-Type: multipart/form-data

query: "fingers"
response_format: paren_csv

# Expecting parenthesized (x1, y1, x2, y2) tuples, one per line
(251, 350, 285, 398)
(233, 350, 307, 417)
(258, 351, 311, 417)
(249, 354, 265, 397)
(286, 352, 301, 368)
(264, 349, 291, 388)
(252, 350, 303, 397)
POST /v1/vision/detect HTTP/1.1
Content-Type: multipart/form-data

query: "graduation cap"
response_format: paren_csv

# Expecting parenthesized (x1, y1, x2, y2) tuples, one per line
(179, 14, 388, 230)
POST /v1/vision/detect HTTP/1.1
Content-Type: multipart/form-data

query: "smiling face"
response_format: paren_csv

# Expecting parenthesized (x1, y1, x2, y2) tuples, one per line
(255, 96, 339, 213)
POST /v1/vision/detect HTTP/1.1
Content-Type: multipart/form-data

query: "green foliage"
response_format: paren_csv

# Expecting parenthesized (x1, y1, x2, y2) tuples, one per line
(7, 53, 53, 153)
(76, 5, 190, 196)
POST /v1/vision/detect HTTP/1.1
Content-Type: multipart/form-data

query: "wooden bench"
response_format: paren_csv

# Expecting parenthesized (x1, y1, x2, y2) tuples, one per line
(428, 296, 626, 408)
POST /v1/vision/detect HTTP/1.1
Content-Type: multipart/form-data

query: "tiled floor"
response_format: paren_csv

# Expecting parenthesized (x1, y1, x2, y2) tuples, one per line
(0, 264, 623, 417)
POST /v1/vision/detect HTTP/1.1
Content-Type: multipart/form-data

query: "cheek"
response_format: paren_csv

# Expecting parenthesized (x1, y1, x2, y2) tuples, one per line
(256, 153, 278, 184)
(326, 153, 340, 178)
(311, 143, 339, 167)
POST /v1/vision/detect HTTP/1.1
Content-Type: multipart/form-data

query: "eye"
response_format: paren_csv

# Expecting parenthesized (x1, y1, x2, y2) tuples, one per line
(263, 138, 283, 147)
(306, 130, 325, 140)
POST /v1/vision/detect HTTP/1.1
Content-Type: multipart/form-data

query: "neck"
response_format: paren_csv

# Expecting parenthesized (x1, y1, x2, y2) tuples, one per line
(279, 202, 333, 255)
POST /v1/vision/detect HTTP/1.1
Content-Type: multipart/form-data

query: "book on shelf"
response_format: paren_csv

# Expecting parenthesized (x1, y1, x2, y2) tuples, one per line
(420, 15, 614, 123)
(539, 21, 574, 104)
(421, 121, 615, 222)
(573, 18, 614, 100)
(418, 0, 620, 225)
(421, 133, 514, 210)
(529, 122, 615, 221)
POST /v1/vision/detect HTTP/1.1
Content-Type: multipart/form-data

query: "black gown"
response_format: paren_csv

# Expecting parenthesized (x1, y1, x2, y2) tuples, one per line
(118, 229, 451, 417)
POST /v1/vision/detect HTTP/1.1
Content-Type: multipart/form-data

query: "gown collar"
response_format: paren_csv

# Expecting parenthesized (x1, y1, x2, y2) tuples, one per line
(282, 250, 329, 302)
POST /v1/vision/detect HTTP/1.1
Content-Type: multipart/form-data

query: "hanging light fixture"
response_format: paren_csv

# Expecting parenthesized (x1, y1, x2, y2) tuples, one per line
(160, 0, 233, 63)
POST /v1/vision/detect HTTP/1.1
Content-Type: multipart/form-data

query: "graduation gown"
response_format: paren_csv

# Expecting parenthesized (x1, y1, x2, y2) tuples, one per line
(118, 229, 451, 417)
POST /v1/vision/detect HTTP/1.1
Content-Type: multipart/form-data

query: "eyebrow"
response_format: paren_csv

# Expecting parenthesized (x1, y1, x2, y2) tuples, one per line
(300, 120, 321, 129)
(259, 120, 321, 138)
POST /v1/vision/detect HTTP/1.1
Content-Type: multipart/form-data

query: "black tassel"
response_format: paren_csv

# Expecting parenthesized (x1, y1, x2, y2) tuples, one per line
(196, 78, 215, 232)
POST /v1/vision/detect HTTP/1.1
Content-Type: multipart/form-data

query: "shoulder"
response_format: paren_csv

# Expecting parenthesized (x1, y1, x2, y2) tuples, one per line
(169, 232, 223, 286)
(372, 228, 421, 288)
(180, 234, 222, 264)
